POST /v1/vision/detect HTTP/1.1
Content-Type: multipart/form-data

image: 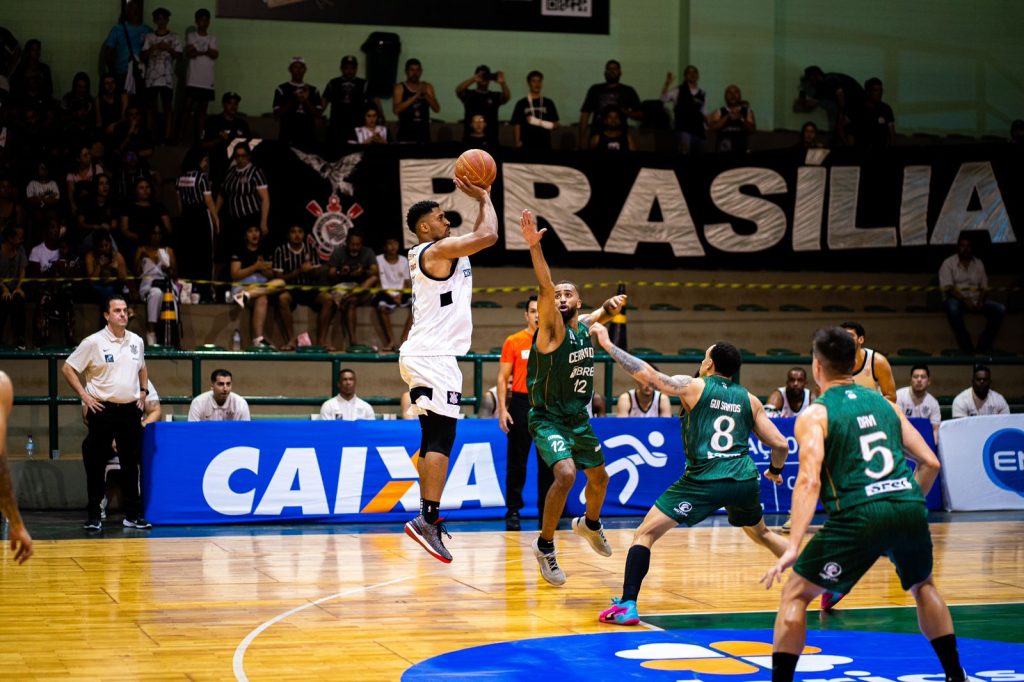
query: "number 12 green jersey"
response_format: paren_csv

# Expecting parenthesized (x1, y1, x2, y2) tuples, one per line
(527, 321, 594, 420)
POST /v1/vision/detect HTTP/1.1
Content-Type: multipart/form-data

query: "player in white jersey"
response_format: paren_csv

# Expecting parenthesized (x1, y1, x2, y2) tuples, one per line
(401, 177, 497, 563)
(615, 377, 671, 418)
(840, 321, 896, 402)
(765, 367, 813, 417)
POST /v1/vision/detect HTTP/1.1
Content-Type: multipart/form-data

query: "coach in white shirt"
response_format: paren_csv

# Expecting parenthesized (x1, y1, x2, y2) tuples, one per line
(320, 368, 375, 420)
(895, 364, 941, 442)
(62, 295, 150, 531)
(189, 368, 251, 421)
(951, 365, 1009, 418)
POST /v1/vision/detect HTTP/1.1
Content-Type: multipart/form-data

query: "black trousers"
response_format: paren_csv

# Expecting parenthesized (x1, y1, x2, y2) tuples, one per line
(505, 392, 532, 514)
(83, 401, 143, 520)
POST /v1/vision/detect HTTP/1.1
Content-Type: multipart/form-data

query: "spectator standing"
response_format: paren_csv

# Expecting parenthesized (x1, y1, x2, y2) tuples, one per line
(796, 66, 864, 146)
(615, 376, 672, 417)
(11, 39, 53, 102)
(0, 372, 33, 562)
(660, 65, 707, 154)
(175, 150, 217, 300)
(273, 57, 323, 152)
(62, 295, 150, 531)
(511, 70, 559, 150)
(0, 224, 27, 348)
(328, 230, 377, 350)
(134, 223, 177, 346)
(951, 365, 1009, 418)
(590, 106, 635, 152)
(709, 85, 756, 153)
(319, 368, 375, 420)
(324, 55, 373, 152)
(200, 92, 249, 186)
(496, 295, 542, 531)
(215, 142, 269, 267)
(765, 367, 813, 417)
(102, 3, 151, 93)
(854, 78, 895, 149)
(373, 237, 411, 352)
(938, 235, 1005, 354)
(230, 224, 281, 349)
(188, 369, 250, 421)
(350, 105, 388, 145)
(273, 224, 333, 351)
(392, 58, 439, 144)
(895, 364, 941, 443)
(140, 7, 182, 144)
(179, 9, 218, 144)
(456, 65, 510, 147)
(579, 60, 641, 149)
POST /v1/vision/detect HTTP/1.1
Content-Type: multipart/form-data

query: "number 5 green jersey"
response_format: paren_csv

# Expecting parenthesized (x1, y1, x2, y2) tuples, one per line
(682, 375, 758, 481)
(816, 383, 924, 514)
(527, 321, 594, 420)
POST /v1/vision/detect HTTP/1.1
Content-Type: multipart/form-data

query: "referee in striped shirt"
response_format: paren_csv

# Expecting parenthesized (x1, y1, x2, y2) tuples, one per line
(214, 142, 269, 263)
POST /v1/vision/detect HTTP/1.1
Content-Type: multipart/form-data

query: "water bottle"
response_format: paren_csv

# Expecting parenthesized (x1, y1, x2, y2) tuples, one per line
(26, 434, 34, 459)
(232, 328, 242, 351)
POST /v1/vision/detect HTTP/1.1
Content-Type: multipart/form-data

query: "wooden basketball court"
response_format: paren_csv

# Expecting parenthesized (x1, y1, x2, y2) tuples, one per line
(1, 514, 1022, 680)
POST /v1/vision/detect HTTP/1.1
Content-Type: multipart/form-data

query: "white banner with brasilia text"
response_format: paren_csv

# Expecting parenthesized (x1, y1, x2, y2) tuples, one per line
(937, 414, 1024, 511)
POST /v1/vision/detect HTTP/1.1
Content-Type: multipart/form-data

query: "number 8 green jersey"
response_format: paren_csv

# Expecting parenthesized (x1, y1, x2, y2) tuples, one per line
(527, 321, 594, 420)
(682, 375, 758, 481)
(816, 383, 924, 514)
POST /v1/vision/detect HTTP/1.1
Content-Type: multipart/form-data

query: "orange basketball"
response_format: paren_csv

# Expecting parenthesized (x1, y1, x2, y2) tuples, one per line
(454, 149, 497, 188)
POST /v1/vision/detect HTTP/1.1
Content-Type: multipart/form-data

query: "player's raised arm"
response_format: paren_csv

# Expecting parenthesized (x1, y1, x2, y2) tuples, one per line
(427, 177, 498, 260)
(589, 322, 699, 399)
(750, 393, 788, 484)
(579, 292, 627, 328)
(885, 400, 940, 495)
(521, 209, 564, 352)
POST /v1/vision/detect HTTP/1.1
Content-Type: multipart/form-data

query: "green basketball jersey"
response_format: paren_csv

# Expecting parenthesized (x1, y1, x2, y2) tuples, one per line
(527, 321, 594, 420)
(816, 383, 924, 514)
(681, 375, 758, 481)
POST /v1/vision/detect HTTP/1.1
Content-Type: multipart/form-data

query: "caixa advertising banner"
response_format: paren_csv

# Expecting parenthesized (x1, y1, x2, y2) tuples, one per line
(938, 414, 1024, 511)
(142, 417, 940, 525)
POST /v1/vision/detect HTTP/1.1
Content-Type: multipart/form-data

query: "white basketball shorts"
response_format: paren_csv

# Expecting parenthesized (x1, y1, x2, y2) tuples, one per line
(399, 355, 464, 419)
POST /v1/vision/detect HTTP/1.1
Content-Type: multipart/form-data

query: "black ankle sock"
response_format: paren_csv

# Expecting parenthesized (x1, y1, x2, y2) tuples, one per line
(772, 652, 799, 682)
(930, 634, 964, 681)
(585, 516, 601, 531)
(537, 536, 555, 553)
(621, 545, 651, 602)
(420, 499, 440, 524)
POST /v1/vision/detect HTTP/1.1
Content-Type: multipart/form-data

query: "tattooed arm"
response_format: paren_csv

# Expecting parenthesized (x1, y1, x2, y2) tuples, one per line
(589, 323, 700, 399)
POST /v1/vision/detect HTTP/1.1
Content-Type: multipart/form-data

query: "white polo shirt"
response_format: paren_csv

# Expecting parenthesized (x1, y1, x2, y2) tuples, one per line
(188, 391, 251, 422)
(938, 255, 987, 305)
(895, 387, 941, 428)
(319, 394, 375, 420)
(65, 326, 146, 403)
(951, 388, 1009, 418)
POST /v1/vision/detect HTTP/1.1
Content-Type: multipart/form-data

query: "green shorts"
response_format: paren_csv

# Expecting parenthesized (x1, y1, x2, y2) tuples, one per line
(794, 501, 933, 595)
(529, 411, 604, 470)
(654, 475, 763, 528)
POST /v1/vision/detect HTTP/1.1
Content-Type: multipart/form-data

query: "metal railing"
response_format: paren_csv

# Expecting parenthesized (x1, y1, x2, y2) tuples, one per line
(3, 349, 1021, 457)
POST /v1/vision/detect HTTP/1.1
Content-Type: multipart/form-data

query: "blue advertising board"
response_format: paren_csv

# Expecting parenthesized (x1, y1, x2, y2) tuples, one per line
(142, 417, 941, 525)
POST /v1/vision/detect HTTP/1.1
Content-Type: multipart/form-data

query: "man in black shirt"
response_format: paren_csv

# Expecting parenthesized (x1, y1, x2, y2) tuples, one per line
(323, 55, 375, 152)
(328, 230, 377, 350)
(578, 60, 641, 149)
(797, 66, 865, 146)
(201, 92, 250, 186)
(511, 70, 559, 150)
(854, 77, 895, 149)
(455, 65, 510, 147)
(273, 57, 323, 152)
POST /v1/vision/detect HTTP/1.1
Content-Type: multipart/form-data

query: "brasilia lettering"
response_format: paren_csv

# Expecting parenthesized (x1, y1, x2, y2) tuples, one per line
(568, 347, 595, 364)
(200, 443, 505, 517)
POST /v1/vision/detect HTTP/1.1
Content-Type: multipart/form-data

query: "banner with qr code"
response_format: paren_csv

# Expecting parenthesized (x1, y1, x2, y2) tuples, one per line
(217, 0, 609, 34)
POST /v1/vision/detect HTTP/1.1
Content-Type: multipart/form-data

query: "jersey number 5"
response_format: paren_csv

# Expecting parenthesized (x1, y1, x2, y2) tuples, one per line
(859, 431, 895, 480)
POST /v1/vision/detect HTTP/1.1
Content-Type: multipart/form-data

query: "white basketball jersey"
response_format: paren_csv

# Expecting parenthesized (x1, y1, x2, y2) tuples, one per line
(776, 387, 811, 417)
(628, 389, 662, 417)
(400, 241, 473, 357)
(852, 348, 882, 393)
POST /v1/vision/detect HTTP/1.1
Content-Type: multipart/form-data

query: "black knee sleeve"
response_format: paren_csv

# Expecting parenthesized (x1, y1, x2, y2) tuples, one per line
(419, 411, 458, 457)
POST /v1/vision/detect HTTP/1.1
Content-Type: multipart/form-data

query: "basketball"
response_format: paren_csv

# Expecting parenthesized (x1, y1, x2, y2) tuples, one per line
(454, 149, 497, 188)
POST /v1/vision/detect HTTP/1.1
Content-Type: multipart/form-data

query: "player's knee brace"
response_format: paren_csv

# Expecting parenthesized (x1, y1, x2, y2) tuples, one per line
(419, 412, 458, 457)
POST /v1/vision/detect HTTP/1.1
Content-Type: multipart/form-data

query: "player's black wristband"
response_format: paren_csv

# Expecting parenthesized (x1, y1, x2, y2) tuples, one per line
(768, 463, 784, 476)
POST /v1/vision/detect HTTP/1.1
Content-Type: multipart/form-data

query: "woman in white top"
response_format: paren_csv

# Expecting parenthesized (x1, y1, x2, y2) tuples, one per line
(349, 106, 388, 145)
(134, 223, 178, 345)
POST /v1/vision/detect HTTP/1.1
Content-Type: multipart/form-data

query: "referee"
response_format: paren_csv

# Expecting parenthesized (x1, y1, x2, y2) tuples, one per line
(496, 295, 543, 531)
(62, 295, 151, 531)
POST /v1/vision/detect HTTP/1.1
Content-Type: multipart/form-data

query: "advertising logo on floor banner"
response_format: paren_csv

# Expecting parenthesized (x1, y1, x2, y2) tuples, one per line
(143, 417, 940, 525)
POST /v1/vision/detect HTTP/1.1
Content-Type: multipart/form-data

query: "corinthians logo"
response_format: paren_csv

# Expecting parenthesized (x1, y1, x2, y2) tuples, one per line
(292, 149, 365, 261)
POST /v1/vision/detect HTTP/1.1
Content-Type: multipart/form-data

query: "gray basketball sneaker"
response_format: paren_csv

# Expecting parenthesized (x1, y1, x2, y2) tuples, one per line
(404, 514, 453, 563)
(532, 537, 566, 586)
(572, 516, 612, 557)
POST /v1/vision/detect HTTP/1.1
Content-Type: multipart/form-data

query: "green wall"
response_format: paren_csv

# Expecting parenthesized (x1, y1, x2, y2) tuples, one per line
(5, 1, 1019, 136)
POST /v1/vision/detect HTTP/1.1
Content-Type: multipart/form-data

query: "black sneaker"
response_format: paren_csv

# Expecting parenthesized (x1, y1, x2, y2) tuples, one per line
(505, 511, 521, 531)
(84, 518, 102, 531)
(123, 517, 153, 529)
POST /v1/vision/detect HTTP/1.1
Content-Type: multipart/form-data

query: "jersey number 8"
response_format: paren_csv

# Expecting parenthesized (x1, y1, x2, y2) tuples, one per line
(710, 415, 736, 452)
